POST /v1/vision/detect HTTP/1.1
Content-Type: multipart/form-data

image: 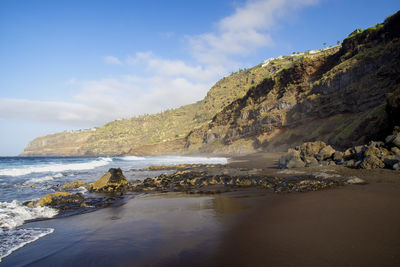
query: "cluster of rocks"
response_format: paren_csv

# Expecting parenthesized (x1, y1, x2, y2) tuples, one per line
(27, 166, 356, 212)
(129, 169, 346, 194)
(25, 168, 129, 211)
(279, 133, 400, 170)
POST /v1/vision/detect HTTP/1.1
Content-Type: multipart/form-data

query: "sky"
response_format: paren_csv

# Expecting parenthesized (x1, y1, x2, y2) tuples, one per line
(0, 0, 399, 156)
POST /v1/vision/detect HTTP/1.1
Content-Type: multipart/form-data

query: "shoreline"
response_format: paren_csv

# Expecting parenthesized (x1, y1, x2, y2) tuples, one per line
(2, 152, 400, 266)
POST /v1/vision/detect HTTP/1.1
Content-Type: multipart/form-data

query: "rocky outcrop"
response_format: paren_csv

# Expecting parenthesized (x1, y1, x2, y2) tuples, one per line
(279, 131, 400, 170)
(129, 169, 345, 194)
(90, 168, 129, 192)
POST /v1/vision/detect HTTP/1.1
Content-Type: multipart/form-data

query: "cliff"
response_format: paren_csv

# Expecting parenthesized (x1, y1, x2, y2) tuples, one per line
(185, 11, 400, 154)
(22, 55, 296, 156)
(21, 10, 400, 156)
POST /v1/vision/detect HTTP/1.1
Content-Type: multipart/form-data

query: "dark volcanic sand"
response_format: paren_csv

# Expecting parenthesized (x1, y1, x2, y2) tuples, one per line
(214, 153, 400, 266)
(2, 152, 400, 266)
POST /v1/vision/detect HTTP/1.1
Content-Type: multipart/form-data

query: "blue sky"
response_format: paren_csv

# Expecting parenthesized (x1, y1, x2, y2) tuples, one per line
(0, 0, 399, 156)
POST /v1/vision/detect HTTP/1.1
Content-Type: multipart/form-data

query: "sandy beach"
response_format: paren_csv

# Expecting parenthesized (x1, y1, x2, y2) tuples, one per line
(2, 153, 400, 266)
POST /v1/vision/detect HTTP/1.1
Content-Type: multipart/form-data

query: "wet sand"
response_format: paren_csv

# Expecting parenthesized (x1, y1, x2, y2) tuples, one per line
(214, 153, 400, 266)
(1, 191, 268, 266)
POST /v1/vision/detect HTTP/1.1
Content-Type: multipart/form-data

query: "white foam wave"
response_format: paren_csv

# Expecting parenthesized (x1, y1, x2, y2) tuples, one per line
(53, 173, 63, 178)
(151, 156, 228, 165)
(0, 200, 58, 230)
(0, 228, 54, 262)
(118, 156, 146, 161)
(0, 158, 112, 177)
(23, 175, 54, 185)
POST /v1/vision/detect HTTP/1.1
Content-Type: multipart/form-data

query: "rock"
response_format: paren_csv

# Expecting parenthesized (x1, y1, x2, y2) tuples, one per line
(367, 141, 384, 148)
(92, 168, 129, 192)
(345, 176, 367, 185)
(393, 163, 400, 170)
(392, 147, 400, 156)
(286, 158, 306, 168)
(278, 149, 305, 169)
(36, 192, 72, 206)
(363, 147, 381, 158)
(393, 134, 400, 148)
(328, 161, 336, 166)
(316, 145, 336, 161)
(333, 151, 344, 161)
(382, 156, 400, 169)
(298, 141, 326, 158)
(307, 162, 320, 167)
(354, 145, 366, 155)
(61, 180, 88, 190)
(359, 155, 385, 169)
(36, 192, 86, 210)
(344, 159, 355, 167)
(303, 156, 318, 165)
(385, 134, 400, 148)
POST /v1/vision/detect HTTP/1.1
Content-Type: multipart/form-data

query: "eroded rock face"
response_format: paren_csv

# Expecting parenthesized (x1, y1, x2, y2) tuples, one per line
(91, 168, 129, 192)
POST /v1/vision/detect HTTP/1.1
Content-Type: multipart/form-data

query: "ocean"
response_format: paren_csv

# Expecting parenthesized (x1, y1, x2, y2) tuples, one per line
(0, 155, 228, 262)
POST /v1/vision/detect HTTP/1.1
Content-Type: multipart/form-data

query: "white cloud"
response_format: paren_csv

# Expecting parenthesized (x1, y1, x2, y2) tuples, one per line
(104, 55, 122, 65)
(0, 0, 320, 131)
(0, 98, 102, 126)
(126, 52, 224, 83)
(189, 0, 319, 65)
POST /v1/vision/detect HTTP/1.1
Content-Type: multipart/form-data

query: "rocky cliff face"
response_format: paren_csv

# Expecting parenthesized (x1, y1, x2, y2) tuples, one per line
(185, 11, 400, 153)
(22, 11, 400, 156)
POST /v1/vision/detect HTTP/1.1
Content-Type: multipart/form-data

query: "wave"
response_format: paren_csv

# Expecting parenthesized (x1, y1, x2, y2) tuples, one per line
(117, 156, 146, 161)
(150, 156, 228, 165)
(0, 158, 112, 177)
(0, 201, 58, 262)
(0, 228, 54, 262)
(22, 175, 54, 185)
(0, 200, 58, 230)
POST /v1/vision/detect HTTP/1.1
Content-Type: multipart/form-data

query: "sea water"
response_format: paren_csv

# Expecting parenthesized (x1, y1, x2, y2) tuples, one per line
(0, 155, 227, 262)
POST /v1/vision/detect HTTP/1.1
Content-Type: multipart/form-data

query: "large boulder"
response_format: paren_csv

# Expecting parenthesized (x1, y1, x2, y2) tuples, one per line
(359, 155, 385, 169)
(385, 133, 400, 148)
(316, 145, 336, 161)
(333, 151, 344, 161)
(278, 149, 305, 169)
(33, 192, 86, 210)
(92, 168, 129, 192)
(297, 141, 326, 159)
(392, 147, 400, 156)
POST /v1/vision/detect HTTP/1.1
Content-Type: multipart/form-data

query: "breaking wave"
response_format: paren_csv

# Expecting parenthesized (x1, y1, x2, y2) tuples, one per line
(0, 200, 58, 230)
(0, 228, 54, 262)
(0, 158, 112, 177)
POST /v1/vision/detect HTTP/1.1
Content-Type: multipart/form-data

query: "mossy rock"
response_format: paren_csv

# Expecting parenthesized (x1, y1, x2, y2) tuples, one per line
(92, 168, 129, 192)
(37, 192, 72, 206)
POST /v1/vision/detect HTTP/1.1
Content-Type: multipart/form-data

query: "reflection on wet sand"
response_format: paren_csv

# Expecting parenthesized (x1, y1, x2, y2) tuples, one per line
(2, 191, 262, 266)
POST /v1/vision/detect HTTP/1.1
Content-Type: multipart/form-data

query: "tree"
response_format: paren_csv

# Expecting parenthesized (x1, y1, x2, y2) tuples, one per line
(337, 40, 340, 45)
(323, 42, 327, 48)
